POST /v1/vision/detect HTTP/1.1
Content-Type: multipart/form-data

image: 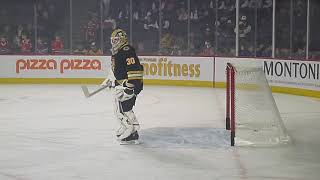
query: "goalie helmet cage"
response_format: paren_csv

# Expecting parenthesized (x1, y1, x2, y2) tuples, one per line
(225, 63, 291, 146)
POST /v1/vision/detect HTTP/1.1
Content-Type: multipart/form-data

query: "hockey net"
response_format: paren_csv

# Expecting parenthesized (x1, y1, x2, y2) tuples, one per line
(225, 63, 291, 146)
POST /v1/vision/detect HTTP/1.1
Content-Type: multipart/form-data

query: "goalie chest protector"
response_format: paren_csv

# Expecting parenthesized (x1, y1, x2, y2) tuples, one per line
(111, 45, 144, 94)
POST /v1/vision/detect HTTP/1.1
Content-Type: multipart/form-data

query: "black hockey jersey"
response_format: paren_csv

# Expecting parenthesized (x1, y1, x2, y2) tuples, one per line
(111, 45, 143, 95)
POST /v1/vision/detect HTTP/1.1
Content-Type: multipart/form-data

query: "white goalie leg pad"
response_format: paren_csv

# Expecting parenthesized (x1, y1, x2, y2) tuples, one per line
(123, 110, 140, 132)
(116, 124, 126, 137)
(115, 112, 134, 140)
(114, 97, 125, 137)
(113, 97, 135, 139)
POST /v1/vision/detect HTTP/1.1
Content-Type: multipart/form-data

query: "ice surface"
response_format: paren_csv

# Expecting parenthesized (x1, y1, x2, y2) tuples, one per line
(0, 85, 319, 180)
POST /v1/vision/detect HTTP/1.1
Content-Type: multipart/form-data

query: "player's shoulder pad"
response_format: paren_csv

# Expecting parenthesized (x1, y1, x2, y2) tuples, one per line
(122, 45, 137, 53)
(122, 45, 131, 51)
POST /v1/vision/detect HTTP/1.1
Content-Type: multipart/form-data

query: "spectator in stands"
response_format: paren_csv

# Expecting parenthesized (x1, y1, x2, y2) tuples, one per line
(188, 32, 202, 55)
(73, 42, 87, 55)
(229, 0, 236, 9)
(238, 15, 252, 39)
(47, 3, 57, 19)
(157, 14, 170, 33)
(190, 7, 199, 22)
(2, 25, 14, 43)
(16, 24, 33, 42)
(86, 42, 103, 55)
(143, 11, 159, 53)
(136, 41, 145, 54)
(0, 35, 10, 54)
(103, 15, 116, 51)
(118, 3, 130, 20)
(117, 2, 130, 30)
(263, 0, 272, 8)
(237, 15, 252, 56)
(161, 0, 175, 18)
(35, 37, 49, 54)
(20, 34, 32, 54)
(36, 2, 46, 15)
(177, 6, 188, 21)
(198, 3, 209, 21)
(143, 12, 158, 30)
(16, 25, 24, 39)
(170, 44, 182, 56)
(51, 35, 64, 54)
(104, 16, 117, 30)
(256, 44, 272, 57)
(11, 35, 20, 53)
(25, 24, 34, 38)
(218, 0, 227, 10)
(85, 13, 99, 44)
(160, 33, 174, 55)
(202, 25, 214, 48)
(38, 11, 51, 37)
(199, 41, 215, 56)
(240, 0, 250, 8)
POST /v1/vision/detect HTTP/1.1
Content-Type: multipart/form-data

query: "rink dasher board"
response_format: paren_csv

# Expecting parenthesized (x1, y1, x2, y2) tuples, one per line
(0, 55, 319, 98)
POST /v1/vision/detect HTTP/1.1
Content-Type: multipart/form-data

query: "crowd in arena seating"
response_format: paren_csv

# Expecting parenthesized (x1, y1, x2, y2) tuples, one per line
(0, 0, 318, 59)
(108, 0, 274, 56)
(0, 0, 68, 55)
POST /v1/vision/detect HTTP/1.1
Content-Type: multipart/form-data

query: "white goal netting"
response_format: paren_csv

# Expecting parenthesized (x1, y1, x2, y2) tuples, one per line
(227, 64, 291, 146)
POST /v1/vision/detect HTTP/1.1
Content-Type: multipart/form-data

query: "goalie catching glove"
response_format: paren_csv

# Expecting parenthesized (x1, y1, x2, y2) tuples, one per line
(115, 80, 136, 102)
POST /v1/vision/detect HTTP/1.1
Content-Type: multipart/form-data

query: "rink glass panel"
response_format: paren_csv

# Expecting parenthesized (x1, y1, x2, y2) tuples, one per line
(0, 0, 34, 54)
(275, 0, 291, 58)
(238, 0, 273, 58)
(291, 0, 307, 59)
(71, 0, 103, 55)
(109, 0, 131, 53)
(309, 0, 320, 60)
(158, 0, 189, 56)
(188, 0, 236, 57)
(38, 0, 70, 54)
(215, 0, 236, 57)
(131, 0, 160, 55)
(0, 0, 319, 59)
(275, 0, 307, 59)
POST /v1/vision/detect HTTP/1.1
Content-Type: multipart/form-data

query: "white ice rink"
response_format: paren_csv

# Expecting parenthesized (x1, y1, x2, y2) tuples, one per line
(0, 85, 319, 180)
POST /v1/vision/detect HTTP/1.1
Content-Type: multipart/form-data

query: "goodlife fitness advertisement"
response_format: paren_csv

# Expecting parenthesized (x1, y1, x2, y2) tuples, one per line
(0, 55, 110, 78)
(139, 56, 214, 81)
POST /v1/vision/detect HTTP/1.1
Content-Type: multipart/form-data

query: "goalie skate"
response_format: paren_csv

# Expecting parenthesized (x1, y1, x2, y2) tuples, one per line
(120, 140, 140, 145)
(119, 131, 140, 145)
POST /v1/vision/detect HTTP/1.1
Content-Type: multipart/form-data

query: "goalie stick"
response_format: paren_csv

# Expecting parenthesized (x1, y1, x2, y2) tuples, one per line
(81, 80, 113, 98)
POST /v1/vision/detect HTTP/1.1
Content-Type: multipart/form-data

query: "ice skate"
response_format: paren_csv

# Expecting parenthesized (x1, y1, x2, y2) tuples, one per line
(119, 131, 140, 145)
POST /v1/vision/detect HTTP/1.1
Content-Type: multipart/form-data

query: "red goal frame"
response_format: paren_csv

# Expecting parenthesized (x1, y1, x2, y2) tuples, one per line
(226, 63, 235, 146)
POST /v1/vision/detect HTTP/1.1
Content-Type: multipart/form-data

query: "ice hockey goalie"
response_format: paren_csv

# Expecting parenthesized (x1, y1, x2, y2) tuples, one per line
(101, 28, 143, 144)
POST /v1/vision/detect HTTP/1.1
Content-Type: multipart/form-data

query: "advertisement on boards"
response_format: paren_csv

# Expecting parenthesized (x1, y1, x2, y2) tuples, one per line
(140, 56, 214, 82)
(0, 55, 110, 78)
(215, 57, 320, 91)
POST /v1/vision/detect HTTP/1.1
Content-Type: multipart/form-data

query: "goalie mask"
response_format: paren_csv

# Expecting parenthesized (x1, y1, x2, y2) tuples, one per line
(111, 29, 128, 54)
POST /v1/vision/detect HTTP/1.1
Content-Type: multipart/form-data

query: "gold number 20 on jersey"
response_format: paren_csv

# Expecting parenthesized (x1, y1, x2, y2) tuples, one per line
(126, 57, 135, 65)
